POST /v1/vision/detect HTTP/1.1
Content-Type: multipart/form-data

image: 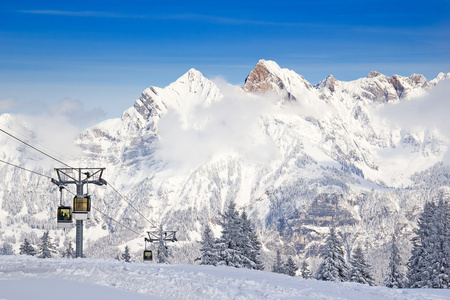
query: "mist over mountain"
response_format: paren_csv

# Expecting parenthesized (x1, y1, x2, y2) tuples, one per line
(1, 60, 449, 283)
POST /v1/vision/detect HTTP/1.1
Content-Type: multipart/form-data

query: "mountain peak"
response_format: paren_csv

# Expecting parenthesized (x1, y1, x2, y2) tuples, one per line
(243, 59, 312, 98)
(367, 71, 383, 78)
(255, 59, 282, 73)
(130, 67, 221, 122)
(324, 74, 337, 92)
(314, 74, 338, 93)
(243, 60, 279, 93)
(430, 72, 450, 86)
(178, 68, 205, 83)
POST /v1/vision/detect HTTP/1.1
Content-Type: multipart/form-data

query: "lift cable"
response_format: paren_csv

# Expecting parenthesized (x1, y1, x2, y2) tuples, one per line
(0, 122, 71, 164)
(0, 128, 73, 168)
(0, 135, 145, 240)
(0, 127, 157, 232)
(0, 159, 138, 236)
(107, 183, 159, 230)
(91, 205, 141, 236)
(0, 158, 53, 179)
(59, 186, 140, 236)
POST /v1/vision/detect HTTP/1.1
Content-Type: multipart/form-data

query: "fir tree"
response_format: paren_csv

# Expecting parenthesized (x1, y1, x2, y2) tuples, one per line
(272, 249, 285, 274)
(428, 197, 450, 289)
(196, 223, 220, 266)
(240, 210, 264, 270)
(19, 239, 36, 256)
(407, 201, 436, 288)
(284, 256, 298, 276)
(407, 194, 450, 289)
(300, 260, 311, 279)
(1, 242, 14, 255)
(121, 245, 132, 262)
(157, 226, 170, 264)
(315, 226, 349, 282)
(385, 232, 405, 288)
(37, 231, 57, 258)
(62, 241, 76, 258)
(349, 245, 375, 286)
(216, 202, 253, 268)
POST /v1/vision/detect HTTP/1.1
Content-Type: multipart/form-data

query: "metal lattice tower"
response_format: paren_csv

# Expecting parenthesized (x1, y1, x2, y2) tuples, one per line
(145, 225, 177, 263)
(52, 168, 106, 258)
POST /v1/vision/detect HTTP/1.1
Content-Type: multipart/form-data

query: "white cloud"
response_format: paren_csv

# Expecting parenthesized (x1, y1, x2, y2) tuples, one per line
(49, 98, 106, 129)
(376, 79, 450, 162)
(377, 79, 450, 131)
(18, 10, 128, 18)
(1, 99, 106, 169)
(155, 79, 280, 169)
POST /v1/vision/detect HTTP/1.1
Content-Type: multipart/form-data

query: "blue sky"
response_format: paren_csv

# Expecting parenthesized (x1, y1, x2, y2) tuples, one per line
(1, 0, 449, 123)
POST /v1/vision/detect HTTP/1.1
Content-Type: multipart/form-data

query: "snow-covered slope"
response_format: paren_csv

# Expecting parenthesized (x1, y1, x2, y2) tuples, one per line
(1, 60, 450, 284)
(1, 255, 449, 300)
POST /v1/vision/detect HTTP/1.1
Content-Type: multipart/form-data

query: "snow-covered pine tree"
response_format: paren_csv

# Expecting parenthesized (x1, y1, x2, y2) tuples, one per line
(284, 256, 298, 276)
(428, 196, 450, 289)
(1, 242, 14, 255)
(19, 238, 36, 256)
(216, 201, 252, 268)
(240, 210, 264, 270)
(62, 241, 76, 258)
(349, 245, 375, 286)
(121, 245, 132, 262)
(196, 223, 220, 266)
(300, 260, 311, 279)
(407, 200, 436, 288)
(157, 239, 169, 264)
(385, 232, 405, 288)
(407, 190, 450, 289)
(37, 231, 57, 258)
(315, 225, 349, 282)
(272, 249, 285, 274)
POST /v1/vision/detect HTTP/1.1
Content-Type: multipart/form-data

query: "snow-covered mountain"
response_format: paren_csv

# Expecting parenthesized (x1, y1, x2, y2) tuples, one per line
(1, 60, 450, 283)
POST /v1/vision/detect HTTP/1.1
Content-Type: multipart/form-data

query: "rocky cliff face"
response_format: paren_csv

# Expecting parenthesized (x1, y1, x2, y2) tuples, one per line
(1, 60, 449, 282)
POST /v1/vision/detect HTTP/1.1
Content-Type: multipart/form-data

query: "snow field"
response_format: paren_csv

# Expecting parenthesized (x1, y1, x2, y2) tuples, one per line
(1, 256, 449, 300)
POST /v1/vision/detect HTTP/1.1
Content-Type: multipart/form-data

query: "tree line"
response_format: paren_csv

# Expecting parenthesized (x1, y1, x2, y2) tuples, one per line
(2, 193, 448, 289)
(197, 197, 449, 289)
(1, 231, 76, 258)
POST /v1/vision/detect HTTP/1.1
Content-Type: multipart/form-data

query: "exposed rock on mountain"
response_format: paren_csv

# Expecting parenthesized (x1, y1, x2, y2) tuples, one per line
(1, 60, 449, 283)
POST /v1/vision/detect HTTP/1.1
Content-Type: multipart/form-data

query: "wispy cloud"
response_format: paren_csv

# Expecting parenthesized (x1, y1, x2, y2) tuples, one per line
(156, 13, 307, 26)
(156, 78, 280, 169)
(17, 10, 142, 18)
(376, 79, 450, 162)
(377, 79, 450, 130)
(16, 10, 313, 26)
(0, 98, 105, 168)
(0, 97, 105, 129)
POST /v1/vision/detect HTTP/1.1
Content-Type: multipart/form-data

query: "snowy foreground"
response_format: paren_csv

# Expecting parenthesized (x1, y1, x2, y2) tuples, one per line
(0, 256, 449, 300)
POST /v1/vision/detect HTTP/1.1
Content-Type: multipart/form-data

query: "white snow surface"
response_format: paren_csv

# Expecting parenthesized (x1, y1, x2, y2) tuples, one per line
(1, 256, 449, 300)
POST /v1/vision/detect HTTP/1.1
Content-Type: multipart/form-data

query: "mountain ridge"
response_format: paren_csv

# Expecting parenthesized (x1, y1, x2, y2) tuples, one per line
(1, 60, 449, 284)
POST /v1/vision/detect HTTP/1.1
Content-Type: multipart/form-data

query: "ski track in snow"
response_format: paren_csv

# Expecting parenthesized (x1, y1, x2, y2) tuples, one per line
(0, 256, 449, 300)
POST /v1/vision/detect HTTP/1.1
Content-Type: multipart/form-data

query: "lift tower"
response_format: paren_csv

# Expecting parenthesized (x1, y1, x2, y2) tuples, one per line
(52, 168, 106, 258)
(145, 225, 177, 263)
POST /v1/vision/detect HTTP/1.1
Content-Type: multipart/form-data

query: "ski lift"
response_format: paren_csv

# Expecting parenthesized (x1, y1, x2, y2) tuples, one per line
(143, 238, 153, 262)
(143, 250, 153, 262)
(57, 186, 73, 229)
(57, 206, 73, 228)
(72, 195, 91, 220)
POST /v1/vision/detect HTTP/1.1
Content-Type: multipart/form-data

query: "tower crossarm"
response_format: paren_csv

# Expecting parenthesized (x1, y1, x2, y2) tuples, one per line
(53, 168, 107, 187)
